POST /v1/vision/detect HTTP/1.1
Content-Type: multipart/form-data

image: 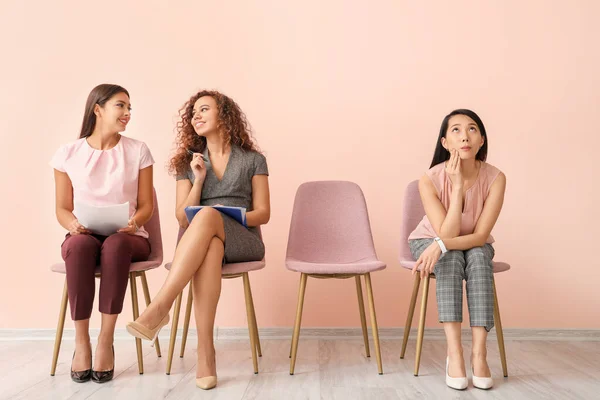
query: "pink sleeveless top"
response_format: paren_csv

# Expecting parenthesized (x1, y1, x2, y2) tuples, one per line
(408, 161, 501, 243)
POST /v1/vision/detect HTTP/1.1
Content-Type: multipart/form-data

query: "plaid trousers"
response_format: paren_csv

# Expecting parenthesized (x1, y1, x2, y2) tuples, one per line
(409, 238, 495, 332)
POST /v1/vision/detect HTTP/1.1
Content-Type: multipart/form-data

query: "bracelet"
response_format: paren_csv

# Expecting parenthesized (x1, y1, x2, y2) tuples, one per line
(132, 219, 139, 232)
(434, 237, 448, 254)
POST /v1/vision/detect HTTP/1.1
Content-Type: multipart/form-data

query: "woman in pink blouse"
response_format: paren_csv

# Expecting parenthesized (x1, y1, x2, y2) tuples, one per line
(50, 84, 154, 384)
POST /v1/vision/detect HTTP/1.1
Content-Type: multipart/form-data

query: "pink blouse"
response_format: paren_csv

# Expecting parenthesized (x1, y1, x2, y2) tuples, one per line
(50, 136, 154, 238)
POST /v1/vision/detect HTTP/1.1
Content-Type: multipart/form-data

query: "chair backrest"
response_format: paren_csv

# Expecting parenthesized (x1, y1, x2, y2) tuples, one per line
(144, 188, 163, 264)
(399, 180, 425, 262)
(286, 181, 378, 264)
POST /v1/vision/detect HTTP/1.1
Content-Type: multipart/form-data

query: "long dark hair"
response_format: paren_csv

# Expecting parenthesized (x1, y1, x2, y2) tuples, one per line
(79, 84, 130, 139)
(429, 109, 488, 168)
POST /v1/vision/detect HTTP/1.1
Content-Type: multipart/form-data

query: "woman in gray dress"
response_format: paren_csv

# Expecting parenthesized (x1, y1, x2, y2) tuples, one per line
(126, 90, 270, 390)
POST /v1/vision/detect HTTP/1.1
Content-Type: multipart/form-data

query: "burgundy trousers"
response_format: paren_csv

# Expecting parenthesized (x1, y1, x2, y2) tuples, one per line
(61, 232, 151, 321)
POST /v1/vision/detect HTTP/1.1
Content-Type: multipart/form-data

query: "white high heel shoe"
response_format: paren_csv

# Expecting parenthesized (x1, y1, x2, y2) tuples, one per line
(472, 361, 494, 390)
(445, 357, 468, 390)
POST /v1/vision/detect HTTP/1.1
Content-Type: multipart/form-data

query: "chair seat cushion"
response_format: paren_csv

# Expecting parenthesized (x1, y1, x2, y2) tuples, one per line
(399, 260, 511, 274)
(51, 260, 162, 274)
(286, 258, 386, 274)
(164, 260, 266, 275)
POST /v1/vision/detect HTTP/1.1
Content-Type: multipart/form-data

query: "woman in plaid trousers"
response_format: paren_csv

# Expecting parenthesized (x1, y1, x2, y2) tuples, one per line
(408, 109, 506, 390)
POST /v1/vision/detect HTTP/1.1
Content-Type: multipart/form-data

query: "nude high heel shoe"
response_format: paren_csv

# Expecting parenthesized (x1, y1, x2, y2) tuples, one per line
(196, 351, 217, 390)
(196, 376, 218, 390)
(126, 313, 170, 346)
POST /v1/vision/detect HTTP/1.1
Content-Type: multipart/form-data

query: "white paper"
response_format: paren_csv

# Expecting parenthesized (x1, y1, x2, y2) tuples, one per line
(73, 201, 130, 236)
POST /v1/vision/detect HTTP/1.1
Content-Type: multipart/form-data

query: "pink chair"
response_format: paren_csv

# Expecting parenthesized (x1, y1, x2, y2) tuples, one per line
(50, 189, 164, 376)
(164, 227, 264, 375)
(398, 180, 509, 377)
(286, 181, 385, 375)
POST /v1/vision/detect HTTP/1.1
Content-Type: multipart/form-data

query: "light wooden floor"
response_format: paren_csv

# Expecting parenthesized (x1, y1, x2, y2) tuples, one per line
(2, 338, 599, 399)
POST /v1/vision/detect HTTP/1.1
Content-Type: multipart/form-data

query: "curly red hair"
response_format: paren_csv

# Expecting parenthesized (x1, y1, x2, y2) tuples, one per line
(168, 90, 261, 177)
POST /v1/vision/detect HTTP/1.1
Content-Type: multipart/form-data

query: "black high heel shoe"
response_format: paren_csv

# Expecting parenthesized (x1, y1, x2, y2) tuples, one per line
(71, 344, 92, 383)
(92, 345, 114, 384)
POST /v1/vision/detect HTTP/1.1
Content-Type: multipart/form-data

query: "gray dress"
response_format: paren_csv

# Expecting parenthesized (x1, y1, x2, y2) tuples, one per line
(177, 145, 268, 263)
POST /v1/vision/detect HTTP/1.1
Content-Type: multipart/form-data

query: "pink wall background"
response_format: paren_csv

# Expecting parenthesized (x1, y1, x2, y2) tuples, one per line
(0, 1, 598, 330)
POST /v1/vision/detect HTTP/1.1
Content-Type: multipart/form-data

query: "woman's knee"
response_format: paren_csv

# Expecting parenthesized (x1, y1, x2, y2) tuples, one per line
(465, 245, 494, 263)
(435, 250, 466, 278)
(465, 247, 493, 274)
(101, 233, 133, 256)
(63, 234, 99, 258)
(444, 250, 465, 261)
(189, 207, 222, 232)
(192, 207, 221, 222)
(440, 250, 466, 268)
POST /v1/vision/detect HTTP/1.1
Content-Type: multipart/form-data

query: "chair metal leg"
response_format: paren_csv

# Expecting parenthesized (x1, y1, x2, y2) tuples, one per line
(166, 291, 183, 375)
(364, 273, 383, 374)
(401, 273, 421, 359)
(355, 276, 371, 358)
(243, 273, 259, 374)
(130, 272, 143, 374)
(493, 279, 508, 377)
(140, 271, 161, 358)
(290, 273, 308, 375)
(180, 283, 194, 358)
(50, 279, 69, 376)
(246, 276, 262, 357)
(414, 275, 430, 376)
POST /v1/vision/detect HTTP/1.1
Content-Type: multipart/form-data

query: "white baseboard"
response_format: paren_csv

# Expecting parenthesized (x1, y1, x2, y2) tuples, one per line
(1, 327, 598, 341)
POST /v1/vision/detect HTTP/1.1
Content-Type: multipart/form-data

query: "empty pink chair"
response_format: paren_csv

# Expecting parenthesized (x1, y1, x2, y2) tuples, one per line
(286, 181, 385, 375)
(164, 227, 264, 375)
(50, 189, 164, 376)
(398, 180, 509, 377)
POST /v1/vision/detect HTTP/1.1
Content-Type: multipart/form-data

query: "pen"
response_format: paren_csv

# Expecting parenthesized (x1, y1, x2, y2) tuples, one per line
(187, 149, 209, 162)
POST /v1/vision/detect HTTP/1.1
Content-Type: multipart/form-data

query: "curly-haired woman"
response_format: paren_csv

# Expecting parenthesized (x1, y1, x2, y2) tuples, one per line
(126, 90, 270, 390)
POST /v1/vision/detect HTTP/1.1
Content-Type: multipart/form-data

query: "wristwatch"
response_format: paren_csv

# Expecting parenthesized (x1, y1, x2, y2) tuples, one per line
(434, 237, 448, 254)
